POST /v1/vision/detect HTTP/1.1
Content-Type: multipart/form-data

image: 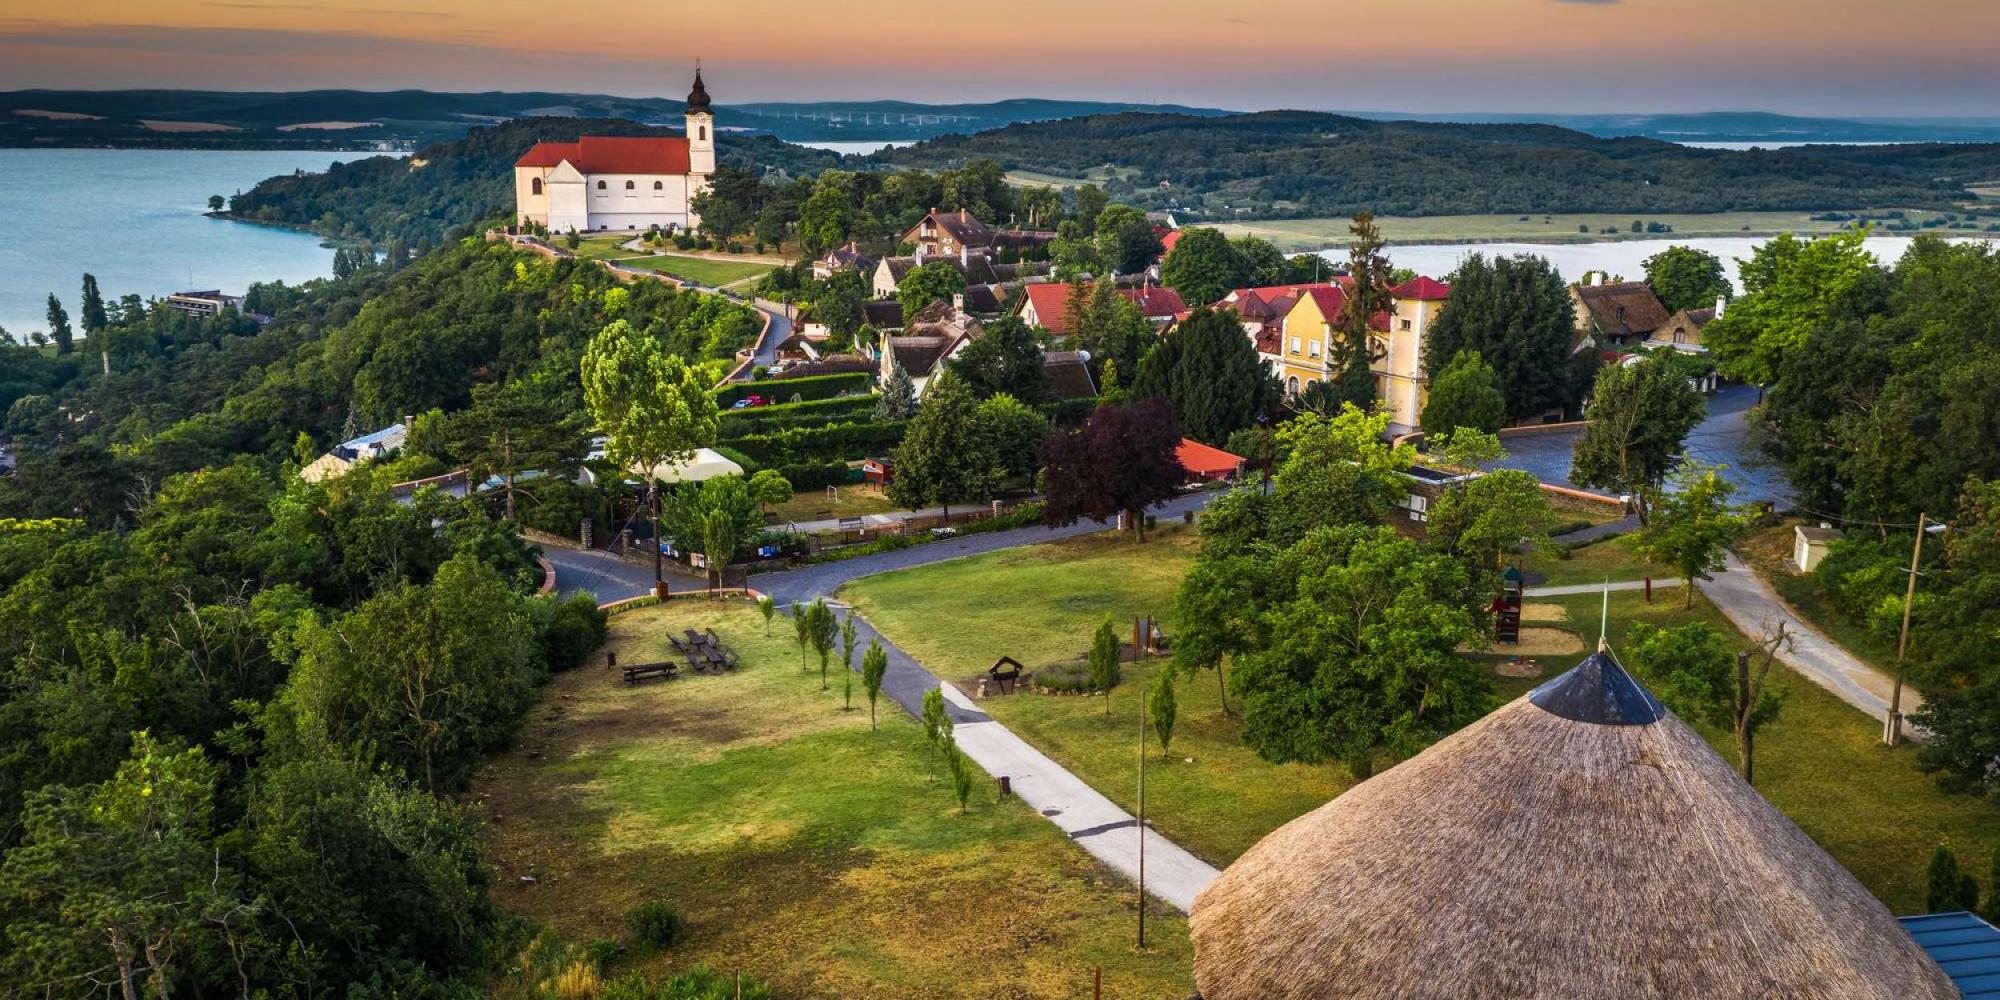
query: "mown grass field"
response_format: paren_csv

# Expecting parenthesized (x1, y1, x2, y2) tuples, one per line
(767, 483, 899, 525)
(1527, 532, 1670, 588)
(1211, 210, 1973, 251)
(612, 254, 773, 287)
(842, 527, 2000, 912)
(475, 600, 1193, 999)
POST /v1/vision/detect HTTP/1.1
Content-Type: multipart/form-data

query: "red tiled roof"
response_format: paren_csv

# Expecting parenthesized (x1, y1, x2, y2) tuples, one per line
(514, 135, 691, 174)
(1390, 276, 1452, 301)
(1177, 438, 1246, 478)
(1160, 230, 1183, 255)
(1019, 282, 1184, 335)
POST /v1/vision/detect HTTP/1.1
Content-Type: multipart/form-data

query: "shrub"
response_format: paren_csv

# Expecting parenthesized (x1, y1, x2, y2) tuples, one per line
(541, 591, 609, 671)
(714, 371, 871, 406)
(727, 420, 906, 466)
(775, 460, 856, 492)
(716, 394, 879, 437)
(599, 969, 773, 1000)
(1034, 659, 1098, 692)
(625, 900, 685, 948)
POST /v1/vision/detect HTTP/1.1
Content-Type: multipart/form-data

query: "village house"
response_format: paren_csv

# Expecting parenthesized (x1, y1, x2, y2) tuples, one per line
(1277, 276, 1451, 435)
(1571, 278, 1673, 348)
(512, 70, 716, 234)
(1015, 281, 1187, 337)
(871, 251, 1049, 298)
(1042, 350, 1099, 401)
(1648, 297, 1725, 353)
(1218, 281, 1345, 378)
(165, 289, 245, 321)
(878, 299, 985, 396)
(811, 241, 876, 280)
(901, 207, 1056, 259)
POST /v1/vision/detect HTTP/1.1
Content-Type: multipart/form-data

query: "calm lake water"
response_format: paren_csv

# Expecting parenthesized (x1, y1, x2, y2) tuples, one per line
(0, 149, 344, 336)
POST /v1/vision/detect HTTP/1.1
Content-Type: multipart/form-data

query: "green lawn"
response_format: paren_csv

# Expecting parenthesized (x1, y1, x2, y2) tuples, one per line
(570, 234, 643, 261)
(613, 254, 773, 287)
(842, 528, 2000, 913)
(1527, 534, 1671, 588)
(475, 600, 1192, 998)
(767, 483, 899, 525)
(1210, 209, 1972, 251)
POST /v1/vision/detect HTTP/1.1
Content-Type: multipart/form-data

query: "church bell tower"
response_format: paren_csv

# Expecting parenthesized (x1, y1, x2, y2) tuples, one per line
(685, 66, 715, 179)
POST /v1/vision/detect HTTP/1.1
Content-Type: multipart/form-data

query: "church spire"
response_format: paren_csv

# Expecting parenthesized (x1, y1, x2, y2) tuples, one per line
(686, 63, 712, 114)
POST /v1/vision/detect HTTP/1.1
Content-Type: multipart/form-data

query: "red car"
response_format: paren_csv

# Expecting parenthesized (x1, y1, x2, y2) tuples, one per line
(731, 394, 769, 409)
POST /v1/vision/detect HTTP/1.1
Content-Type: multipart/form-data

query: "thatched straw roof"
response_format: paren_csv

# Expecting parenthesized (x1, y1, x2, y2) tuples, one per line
(1190, 651, 1956, 1000)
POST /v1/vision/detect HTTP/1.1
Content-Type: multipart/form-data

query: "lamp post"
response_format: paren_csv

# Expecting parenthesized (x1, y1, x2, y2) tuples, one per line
(1137, 686, 1147, 950)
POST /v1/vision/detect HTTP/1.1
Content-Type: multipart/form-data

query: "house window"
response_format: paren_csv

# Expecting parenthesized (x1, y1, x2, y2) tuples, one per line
(1307, 339, 1320, 358)
(1287, 376, 1299, 396)
(530, 177, 543, 195)
(1406, 493, 1429, 521)
(1289, 336, 1301, 354)
(654, 180, 664, 190)
(1400, 318, 1412, 331)
(596, 180, 606, 190)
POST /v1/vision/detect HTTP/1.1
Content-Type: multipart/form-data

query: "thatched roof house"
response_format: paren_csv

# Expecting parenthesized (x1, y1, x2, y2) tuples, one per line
(1190, 651, 1956, 1000)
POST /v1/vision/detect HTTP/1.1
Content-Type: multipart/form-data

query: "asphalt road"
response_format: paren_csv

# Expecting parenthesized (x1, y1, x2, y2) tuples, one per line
(1491, 382, 1795, 507)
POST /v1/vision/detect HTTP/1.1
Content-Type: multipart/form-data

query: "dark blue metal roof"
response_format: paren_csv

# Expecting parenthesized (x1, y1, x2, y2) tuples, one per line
(1901, 912, 2000, 998)
(1528, 650, 1665, 726)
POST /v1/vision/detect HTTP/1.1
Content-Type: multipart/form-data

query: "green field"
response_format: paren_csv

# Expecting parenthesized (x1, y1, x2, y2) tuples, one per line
(768, 483, 899, 525)
(1527, 533, 1670, 588)
(842, 528, 2000, 912)
(475, 599, 1192, 999)
(612, 254, 773, 287)
(1212, 210, 1985, 251)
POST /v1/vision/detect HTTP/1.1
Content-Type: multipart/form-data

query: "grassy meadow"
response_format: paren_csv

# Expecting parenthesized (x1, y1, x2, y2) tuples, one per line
(474, 599, 1193, 999)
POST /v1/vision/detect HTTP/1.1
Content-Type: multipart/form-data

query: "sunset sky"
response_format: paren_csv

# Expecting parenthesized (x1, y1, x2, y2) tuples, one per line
(3, 0, 1997, 116)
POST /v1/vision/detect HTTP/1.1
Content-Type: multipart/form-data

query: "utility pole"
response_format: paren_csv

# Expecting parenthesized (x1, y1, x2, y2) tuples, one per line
(1137, 692, 1147, 950)
(1884, 512, 1929, 746)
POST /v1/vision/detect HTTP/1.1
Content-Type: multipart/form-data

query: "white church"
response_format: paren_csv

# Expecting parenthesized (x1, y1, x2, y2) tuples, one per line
(513, 69, 716, 234)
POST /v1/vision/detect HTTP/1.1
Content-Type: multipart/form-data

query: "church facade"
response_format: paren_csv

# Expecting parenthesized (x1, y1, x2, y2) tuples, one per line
(513, 70, 716, 234)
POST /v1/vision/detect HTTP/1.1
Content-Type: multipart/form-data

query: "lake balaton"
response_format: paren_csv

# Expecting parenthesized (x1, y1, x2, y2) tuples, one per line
(0, 148, 349, 335)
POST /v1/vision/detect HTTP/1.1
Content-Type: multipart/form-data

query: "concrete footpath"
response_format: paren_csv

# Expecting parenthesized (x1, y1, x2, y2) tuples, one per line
(1696, 551, 1921, 727)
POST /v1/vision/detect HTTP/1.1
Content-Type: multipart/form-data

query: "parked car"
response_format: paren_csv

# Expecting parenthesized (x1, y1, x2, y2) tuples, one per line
(731, 394, 770, 410)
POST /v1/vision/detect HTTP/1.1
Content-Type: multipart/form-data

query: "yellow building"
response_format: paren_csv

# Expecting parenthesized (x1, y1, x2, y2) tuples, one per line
(1276, 277, 1451, 435)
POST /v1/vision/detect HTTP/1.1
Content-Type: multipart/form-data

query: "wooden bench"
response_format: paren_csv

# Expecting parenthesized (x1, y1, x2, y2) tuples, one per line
(622, 661, 679, 684)
(987, 656, 1025, 694)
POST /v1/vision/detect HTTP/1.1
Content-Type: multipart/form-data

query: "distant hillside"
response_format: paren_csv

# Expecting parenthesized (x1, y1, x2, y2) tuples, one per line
(0, 89, 1230, 149)
(871, 110, 2000, 219)
(1351, 110, 2000, 145)
(227, 117, 842, 245)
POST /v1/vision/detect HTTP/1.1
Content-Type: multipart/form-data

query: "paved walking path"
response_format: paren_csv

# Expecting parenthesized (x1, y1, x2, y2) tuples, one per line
(1696, 551, 1921, 728)
(1523, 578, 1682, 598)
(547, 492, 1225, 911)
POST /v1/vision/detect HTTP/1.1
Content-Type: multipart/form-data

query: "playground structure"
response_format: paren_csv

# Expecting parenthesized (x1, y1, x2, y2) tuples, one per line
(1490, 566, 1525, 644)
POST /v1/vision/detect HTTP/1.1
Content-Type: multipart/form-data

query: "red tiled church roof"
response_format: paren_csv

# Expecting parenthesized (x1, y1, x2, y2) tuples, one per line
(1177, 438, 1246, 478)
(515, 135, 691, 175)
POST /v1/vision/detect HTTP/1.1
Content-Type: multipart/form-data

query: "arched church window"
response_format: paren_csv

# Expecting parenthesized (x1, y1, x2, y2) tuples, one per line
(625, 180, 635, 190)
(596, 180, 606, 190)
(654, 181, 664, 190)
(531, 177, 543, 195)
(699, 125, 707, 141)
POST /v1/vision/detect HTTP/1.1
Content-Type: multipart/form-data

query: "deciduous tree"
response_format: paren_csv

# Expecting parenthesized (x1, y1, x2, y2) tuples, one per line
(1159, 227, 1248, 306)
(1149, 666, 1178, 758)
(1628, 621, 1787, 785)
(1040, 398, 1185, 540)
(950, 315, 1052, 403)
(862, 640, 888, 731)
(896, 260, 967, 317)
(1425, 253, 1578, 418)
(1089, 616, 1122, 717)
(1643, 245, 1733, 314)
(1421, 350, 1506, 436)
(1636, 461, 1747, 608)
(1570, 355, 1705, 524)
(887, 368, 999, 522)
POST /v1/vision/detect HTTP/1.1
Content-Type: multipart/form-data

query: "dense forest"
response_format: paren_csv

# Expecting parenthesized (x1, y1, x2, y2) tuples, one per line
(874, 110, 2000, 219)
(227, 118, 844, 245)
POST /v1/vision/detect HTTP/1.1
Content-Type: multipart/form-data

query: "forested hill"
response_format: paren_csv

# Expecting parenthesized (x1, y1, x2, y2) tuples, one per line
(227, 117, 843, 245)
(870, 110, 2000, 219)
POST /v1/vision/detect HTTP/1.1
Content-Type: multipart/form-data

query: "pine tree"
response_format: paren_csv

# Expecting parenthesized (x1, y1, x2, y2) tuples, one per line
(1149, 666, 1178, 758)
(79, 274, 108, 334)
(45, 294, 72, 355)
(875, 360, 918, 420)
(1334, 212, 1393, 407)
(1927, 845, 1981, 913)
(1089, 617, 1122, 718)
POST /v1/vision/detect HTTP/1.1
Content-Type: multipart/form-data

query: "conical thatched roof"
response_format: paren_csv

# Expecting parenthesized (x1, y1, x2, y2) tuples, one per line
(1190, 651, 1956, 1000)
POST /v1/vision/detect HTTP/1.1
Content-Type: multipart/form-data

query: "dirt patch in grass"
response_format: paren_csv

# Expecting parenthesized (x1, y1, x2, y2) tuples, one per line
(1521, 602, 1569, 623)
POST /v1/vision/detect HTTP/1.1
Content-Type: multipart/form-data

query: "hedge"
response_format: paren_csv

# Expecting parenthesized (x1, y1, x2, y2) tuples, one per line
(776, 460, 860, 491)
(727, 420, 907, 466)
(714, 371, 872, 406)
(717, 394, 879, 438)
(710, 444, 760, 473)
